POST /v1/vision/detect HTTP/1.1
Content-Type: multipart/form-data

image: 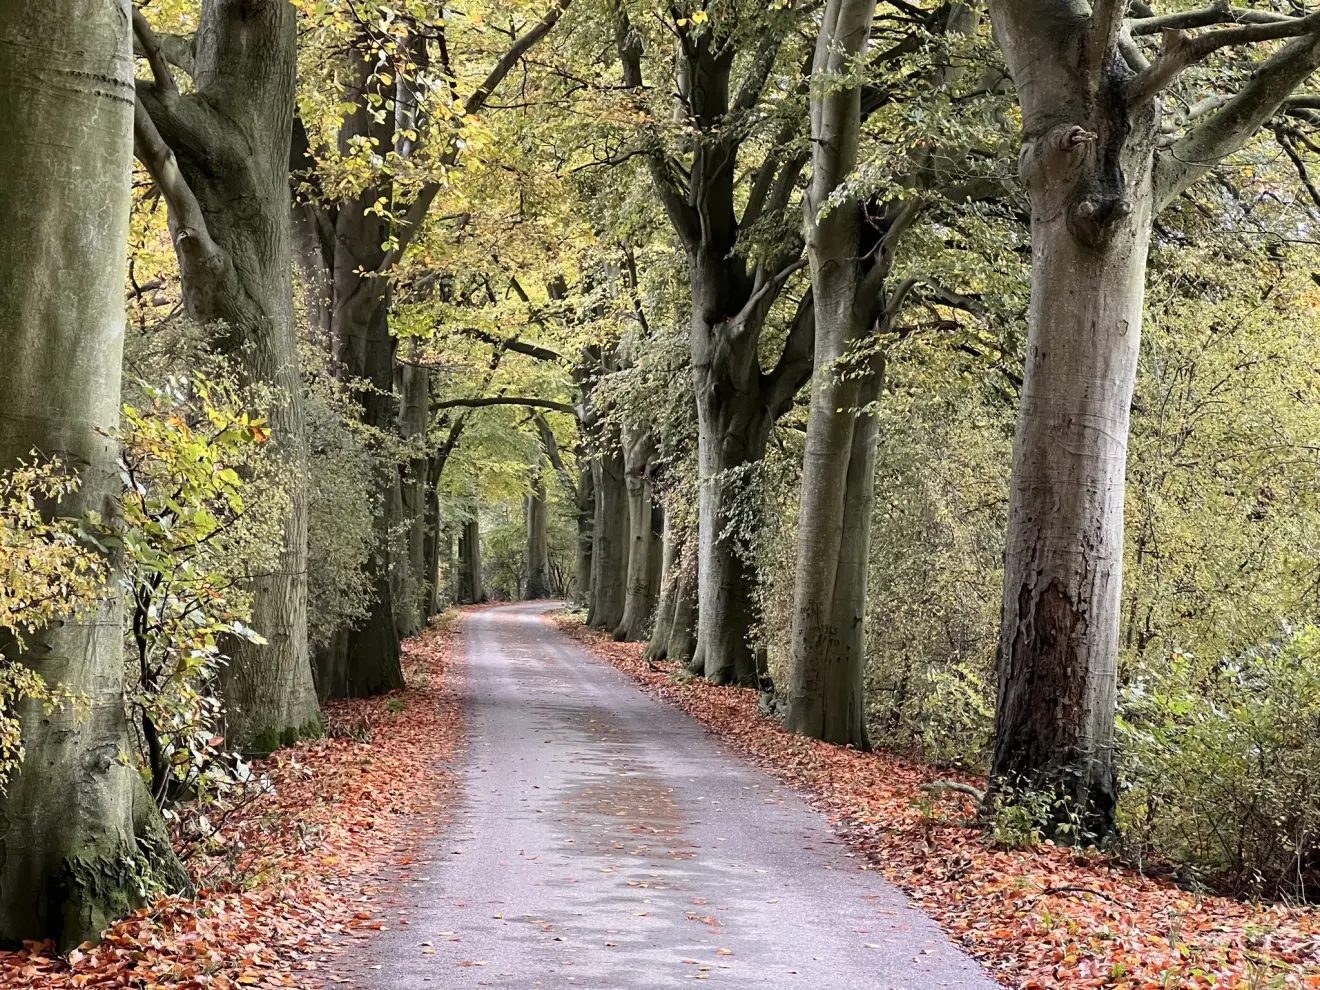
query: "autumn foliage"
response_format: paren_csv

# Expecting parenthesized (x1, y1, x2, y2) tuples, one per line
(0, 619, 465, 990)
(553, 614, 1320, 989)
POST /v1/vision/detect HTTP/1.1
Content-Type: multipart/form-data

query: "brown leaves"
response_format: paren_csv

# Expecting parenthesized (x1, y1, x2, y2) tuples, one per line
(553, 615, 1320, 990)
(0, 619, 465, 990)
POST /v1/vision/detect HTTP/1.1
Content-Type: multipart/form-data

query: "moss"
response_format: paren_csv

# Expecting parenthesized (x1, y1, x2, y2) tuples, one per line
(248, 712, 325, 758)
(53, 839, 143, 952)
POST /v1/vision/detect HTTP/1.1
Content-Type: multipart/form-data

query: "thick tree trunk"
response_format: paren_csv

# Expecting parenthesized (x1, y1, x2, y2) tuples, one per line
(992, 190, 1153, 833)
(524, 473, 552, 599)
(397, 361, 430, 635)
(784, 372, 880, 747)
(457, 518, 485, 604)
(983, 14, 1164, 833)
(668, 565, 699, 665)
(575, 458, 594, 606)
(139, 0, 322, 754)
(588, 436, 628, 631)
(0, 1, 187, 946)
(614, 429, 657, 641)
(690, 364, 773, 684)
(783, 0, 881, 749)
(321, 50, 404, 695)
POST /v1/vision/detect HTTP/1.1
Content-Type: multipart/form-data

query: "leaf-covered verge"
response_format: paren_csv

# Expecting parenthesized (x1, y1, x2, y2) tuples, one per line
(0, 616, 466, 990)
(551, 614, 1320, 990)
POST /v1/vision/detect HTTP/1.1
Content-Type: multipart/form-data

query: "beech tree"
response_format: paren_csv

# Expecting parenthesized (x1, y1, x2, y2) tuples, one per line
(987, 0, 1320, 831)
(0, 0, 186, 946)
(295, 0, 571, 695)
(133, 0, 322, 753)
(610, 0, 817, 684)
(784, 0, 887, 749)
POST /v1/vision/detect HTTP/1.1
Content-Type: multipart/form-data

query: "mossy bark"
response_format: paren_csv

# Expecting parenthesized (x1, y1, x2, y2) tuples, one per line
(0, 0, 186, 947)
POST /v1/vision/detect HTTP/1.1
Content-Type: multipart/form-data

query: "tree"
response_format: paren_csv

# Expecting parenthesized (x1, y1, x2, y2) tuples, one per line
(987, 0, 1320, 832)
(133, 0, 321, 753)
(0, 0, 186, 946)
(784, 0, 886, 749)
(614, 425, 658, 640)
(295, 0, 572, 694)
(610, 0, 817, 684)
(525, 470, 553, 598)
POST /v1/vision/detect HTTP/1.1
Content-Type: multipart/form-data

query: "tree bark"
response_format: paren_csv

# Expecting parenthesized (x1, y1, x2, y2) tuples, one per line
(0, 0, 187, 946)
(136, 0, 322, 754)
(398, 360, 431, 634)
(645, 512, 680, 661)
(614, 428, 657, 641)
(457, 518, 485, 604)
(576, 457, 594, 606)
(783, 0, 882, 749)
(690, 355, 775, 685)
(524, 472, 552, 599)
(588, 433, 628, 631)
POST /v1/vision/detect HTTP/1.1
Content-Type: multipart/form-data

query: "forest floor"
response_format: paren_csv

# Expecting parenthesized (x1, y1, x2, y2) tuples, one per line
(0, 613, 467, 990)
(553, 613, 1320, 989)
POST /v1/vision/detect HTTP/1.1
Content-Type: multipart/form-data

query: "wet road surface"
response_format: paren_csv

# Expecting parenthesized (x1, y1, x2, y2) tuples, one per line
(361, 602, 997, 989)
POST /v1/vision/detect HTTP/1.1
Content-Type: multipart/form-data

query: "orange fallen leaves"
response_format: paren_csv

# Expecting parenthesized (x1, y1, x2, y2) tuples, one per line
(553, 615, 1320, 989)
(0, 616, 467, 990)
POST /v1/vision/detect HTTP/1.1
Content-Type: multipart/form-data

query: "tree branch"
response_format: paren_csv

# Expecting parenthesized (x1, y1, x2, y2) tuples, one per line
(454, 326, 563, 362)
(132, 9, 178, 97)
(1128, 13, 1320, 108)
(1128, 4, 1294, 36)
(434, 396, 581, 417)
(1154, 31, 1320, 208)
(132, 97, 225, 301)
(382, 0, 573, 267)
(533, 412, 578, 500)
(763, 291, 817, 417)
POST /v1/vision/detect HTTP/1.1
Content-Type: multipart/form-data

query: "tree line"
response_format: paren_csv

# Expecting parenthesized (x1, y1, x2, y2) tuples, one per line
(4, 0, 1320, 950)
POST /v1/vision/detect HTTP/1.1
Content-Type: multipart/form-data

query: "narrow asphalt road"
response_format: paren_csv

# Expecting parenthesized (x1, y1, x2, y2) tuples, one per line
(360, 602, 997, 989)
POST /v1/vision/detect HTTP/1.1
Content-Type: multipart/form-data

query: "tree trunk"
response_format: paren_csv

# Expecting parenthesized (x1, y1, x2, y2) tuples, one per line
(991, 181, 1154, 834)
(575, 457, 594, 606)
(588, 435, 628, 631)
(321, 49, 404, 695)
(645, 512, 680, 661)
(457, 518, 485, 604)
(0, 0, 187, 946)
(668, 564, 699, 666)
(422, 455, 443, 618)
(524, 472, 552, 599)
(783, 0, 882, 749)
(983, 9, 1169, 835)
(690, 361, 773, 684)
(397, 361, 430, 636)
(614, 429, 657, 641)
(137, 0, 322, 754)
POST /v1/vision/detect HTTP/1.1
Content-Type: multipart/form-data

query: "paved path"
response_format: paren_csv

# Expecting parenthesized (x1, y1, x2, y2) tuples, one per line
(361, 602, 997, 989)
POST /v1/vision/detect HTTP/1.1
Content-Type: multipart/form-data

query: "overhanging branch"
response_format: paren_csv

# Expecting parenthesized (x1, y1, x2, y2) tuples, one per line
(434, 396, 582, 417)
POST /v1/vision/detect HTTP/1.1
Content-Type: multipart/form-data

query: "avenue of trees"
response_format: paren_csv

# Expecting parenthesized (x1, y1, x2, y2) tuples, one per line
(5, 0, 1320, 948)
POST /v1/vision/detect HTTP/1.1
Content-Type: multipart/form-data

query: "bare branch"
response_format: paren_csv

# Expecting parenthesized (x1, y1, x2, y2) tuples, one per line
(132, 9, 178, 97)
(764, 291, 816, 418)
(453, 326, 563, 362)
(464, 0, 573, 117)
(1128, 4, 1294, 36)
(533, 413, 578, 500)
(133, 97, 225, 297)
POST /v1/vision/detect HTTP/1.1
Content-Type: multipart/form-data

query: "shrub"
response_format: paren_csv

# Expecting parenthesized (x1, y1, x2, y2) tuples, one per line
(1118, 629, 1320, 899)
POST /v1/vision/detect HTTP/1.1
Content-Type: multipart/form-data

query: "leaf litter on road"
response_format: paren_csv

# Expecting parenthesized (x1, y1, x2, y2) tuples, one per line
(551, 613, 1320, 990)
